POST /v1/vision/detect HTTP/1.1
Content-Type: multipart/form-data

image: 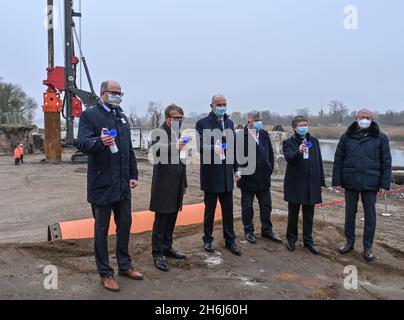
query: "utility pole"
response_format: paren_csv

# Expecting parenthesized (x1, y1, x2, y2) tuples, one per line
(43, 0, 62, 162)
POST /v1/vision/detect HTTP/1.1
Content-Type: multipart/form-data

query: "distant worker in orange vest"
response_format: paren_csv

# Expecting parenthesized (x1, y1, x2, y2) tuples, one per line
(14, 145, 21, 165)
(18, 143, 24, 164)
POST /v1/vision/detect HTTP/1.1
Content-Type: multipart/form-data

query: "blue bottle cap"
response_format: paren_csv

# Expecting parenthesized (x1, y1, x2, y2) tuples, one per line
(109, 129, 117, 138)
(182, 136, 190, 144)
(304, 141, 313, 148)
(103, 129, 118, 138)
(221, 143, 227, 150)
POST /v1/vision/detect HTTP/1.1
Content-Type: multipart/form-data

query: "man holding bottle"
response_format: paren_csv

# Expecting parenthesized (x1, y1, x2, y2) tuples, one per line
(76, 80, 143, 292)
(195, 94, 241, 256)
(149, 104, 188, 272)
(282, 116, 325, 255)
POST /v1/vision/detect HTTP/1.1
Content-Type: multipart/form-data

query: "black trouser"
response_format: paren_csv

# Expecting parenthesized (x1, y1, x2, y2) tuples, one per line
(20, 155, 23, 163)
(286, 203, 315, 245)
(15, 158, 20, 165)
(344, 189, 377, 249)
(91, 199, 132, 278)
(241, 189, 273, 235)
(203, 192, 236, 245)
(152, 212, 178, 257)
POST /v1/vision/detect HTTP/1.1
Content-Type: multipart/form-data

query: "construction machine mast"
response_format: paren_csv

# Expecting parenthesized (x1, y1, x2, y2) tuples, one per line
(43, 0, 98, 161)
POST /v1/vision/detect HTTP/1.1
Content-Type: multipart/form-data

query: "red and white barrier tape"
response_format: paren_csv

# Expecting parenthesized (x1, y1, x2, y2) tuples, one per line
(316, 188, 404, 208)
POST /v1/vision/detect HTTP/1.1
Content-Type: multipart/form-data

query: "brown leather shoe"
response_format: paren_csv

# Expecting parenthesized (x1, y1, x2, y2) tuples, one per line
(118, 268, 144, 280)
(101, 276, 120, 292)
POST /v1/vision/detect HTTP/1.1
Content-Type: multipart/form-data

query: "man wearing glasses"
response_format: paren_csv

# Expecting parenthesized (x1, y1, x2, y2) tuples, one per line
(76, 80, 143, 292)
(195, 94, 242, 256)
(149, 104, 188, 272)
(283, 116, 325, 255)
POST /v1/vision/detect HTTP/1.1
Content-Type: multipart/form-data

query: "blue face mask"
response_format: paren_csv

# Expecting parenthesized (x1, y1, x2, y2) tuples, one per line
(296, 127, 308, 137)
(214, 107, 227, 117)
(171, 119, 183, 132)
(253, 121, 263, 132)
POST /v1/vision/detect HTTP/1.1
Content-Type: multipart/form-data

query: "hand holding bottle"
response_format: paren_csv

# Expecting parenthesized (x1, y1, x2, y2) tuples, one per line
(215, 140, 226, 160)
(101, 128, 118, 153)
(179, 136, 191, 159)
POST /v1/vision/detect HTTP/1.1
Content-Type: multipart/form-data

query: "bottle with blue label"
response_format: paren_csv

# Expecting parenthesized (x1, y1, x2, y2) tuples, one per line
(216, 140, 227, 160)
(102, 129, 118, 154)
(179, 136, 191, 160)
(303, 140, 312, 159)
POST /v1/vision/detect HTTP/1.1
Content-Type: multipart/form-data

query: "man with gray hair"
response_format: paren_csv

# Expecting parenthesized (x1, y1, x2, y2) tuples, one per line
(76, 80, 144, 292)
(332, 108, 392, 262)
(236, 111, 282, 244)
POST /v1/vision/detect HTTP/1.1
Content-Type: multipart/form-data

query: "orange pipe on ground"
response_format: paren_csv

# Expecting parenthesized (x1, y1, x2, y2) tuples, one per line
(48, 203, 222, 241)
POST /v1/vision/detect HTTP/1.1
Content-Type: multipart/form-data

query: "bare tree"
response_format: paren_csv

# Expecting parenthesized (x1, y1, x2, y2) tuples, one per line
(147, 101, 163, 129)
(328, 100, 348, 126)
(127, 105, 140, 127)
(295, 108, 309, 118)
(230, 111, 243, 126)
(0, 79, 37, 125)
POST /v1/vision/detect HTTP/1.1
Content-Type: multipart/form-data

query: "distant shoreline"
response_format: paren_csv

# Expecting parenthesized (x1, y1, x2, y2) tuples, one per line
(265, 126, 404, 143)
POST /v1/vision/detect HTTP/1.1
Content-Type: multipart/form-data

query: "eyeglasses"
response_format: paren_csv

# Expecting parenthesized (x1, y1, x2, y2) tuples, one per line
(170, 116, 185, 121)
(104, 91, 124, 97)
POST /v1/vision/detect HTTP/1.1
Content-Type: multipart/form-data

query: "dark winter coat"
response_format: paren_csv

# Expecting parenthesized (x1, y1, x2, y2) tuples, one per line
(195, 112, 238, 194)
(149, 122, 187, 213)
(236, 126, 274, 191)
(332, 121, 392, 191)
(283, 133, 325, 205)
(75, 102, 138, 206)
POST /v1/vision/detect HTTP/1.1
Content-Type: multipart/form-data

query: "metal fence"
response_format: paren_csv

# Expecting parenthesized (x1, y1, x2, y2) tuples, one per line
(0, 112, 25, 125)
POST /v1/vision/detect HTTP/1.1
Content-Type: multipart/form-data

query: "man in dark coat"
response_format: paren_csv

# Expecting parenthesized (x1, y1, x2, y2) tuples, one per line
(332, 108, 392, 262)
(236, 110, 282, 244)
(195, 94, 241, 256)
(75, 80, 143, 292)
(283, 115, 325, 255)
(149, 104, 188, 272)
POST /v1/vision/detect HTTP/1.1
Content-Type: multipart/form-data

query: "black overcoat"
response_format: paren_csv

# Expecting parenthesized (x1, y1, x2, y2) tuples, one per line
(283, 133, 325, 205)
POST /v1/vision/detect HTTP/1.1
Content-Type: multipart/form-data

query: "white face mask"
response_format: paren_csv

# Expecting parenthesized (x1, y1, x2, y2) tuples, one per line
(106, 93, 122, 106)
(358, 119, 371, 129)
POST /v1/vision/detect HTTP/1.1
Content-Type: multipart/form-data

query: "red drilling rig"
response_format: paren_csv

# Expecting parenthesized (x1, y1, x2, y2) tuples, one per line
(43, 0, 98, 162)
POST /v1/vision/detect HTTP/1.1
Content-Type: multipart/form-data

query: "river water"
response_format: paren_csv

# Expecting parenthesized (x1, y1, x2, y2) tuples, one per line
(320, 140, 404, 167)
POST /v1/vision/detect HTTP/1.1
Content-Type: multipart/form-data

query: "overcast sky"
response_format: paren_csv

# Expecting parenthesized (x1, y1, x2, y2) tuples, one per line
(1, 0, 403, 126)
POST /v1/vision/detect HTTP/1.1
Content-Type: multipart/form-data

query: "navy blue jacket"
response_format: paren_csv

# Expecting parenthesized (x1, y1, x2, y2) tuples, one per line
(236, 126, 274, 192)
(332, 121, 392, 191)
(196, 112, 238, 193)
(75, 102, 138, 206)
(283, 133, 325, 205)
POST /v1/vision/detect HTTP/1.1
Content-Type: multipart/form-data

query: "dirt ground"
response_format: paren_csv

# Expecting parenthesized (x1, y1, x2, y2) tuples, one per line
(0, 149, 404, 300)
